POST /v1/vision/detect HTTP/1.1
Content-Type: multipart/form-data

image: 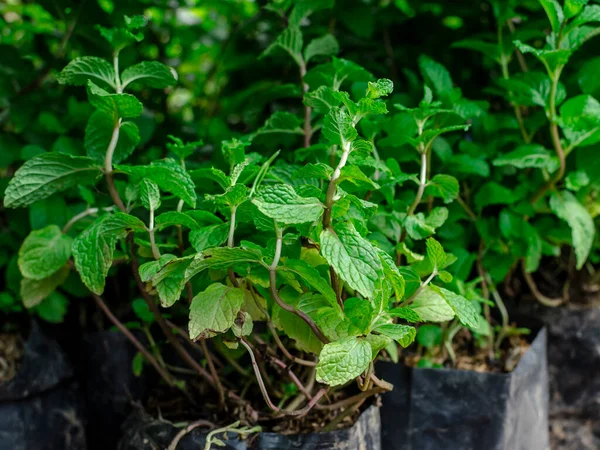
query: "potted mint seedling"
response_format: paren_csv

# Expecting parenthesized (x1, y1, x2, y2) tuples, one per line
(3, 10, 478, 450)
(454, 1, 600, 445)
(367, 43, 549, 450)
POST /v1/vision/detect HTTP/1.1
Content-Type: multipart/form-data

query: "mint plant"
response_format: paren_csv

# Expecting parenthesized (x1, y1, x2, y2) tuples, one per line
(4, 9, 482, 424)
(453, 0, 598, 306)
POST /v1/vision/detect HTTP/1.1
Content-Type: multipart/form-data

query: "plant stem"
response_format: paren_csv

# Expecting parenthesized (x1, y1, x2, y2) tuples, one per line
(401, 270, 437, 306)
(322, 398, 366, 432)
(240, 338, 326, 416)
(113, 51, 122, 93)
(530, 70, 566, 203)
(62, 206, 114, 233)
(200, 339, 226, 408)
(227, 206, 240, 287)
(299, 60, 312, 148)
(167, 420, 214, 450)
(322, 141, 352, 306)
(104, 119, 126, 212)
(407, 151, 428, 217)
(476, 242, 495, 358)
(315, 387, 386, 411)
(129, 237, 221, 389)
(481, 271, 511, 351)
(91, 293, 176, 387)
(498, 23, 531, 144)
(456, 196, 477, 221)
(323, 141, 351, 228)
(269, 270, 329, 344)
(249, 283, 317, 367)
(148, 207, 161, 260)
(521, 262, 564, 307)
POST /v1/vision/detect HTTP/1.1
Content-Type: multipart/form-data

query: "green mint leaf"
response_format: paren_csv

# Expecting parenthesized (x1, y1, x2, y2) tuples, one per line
(4, 153, 101, 208)
(338, 166, 379, 189)
(418, 55, 453, 96)
(377, 250, 405, 300)
(320, 222, 382, 299)
(253, 184, 323, 224)
(258, 111, 304, 135)
(96, 15, 146, 51)
(365, 78, 393, 99)
(203, 247, 263, 270)
(189, 224, 229, 252)
(294, 163, 333, 181)
(513, 41, 572, 76)
(232, 311, 253, 338)
(564, 0, 588, 19)
(20, 265, 70, 308)
(538, 0, 565, 33)
(261, 27, 304, 66)
(57, 56, 116, 90)
(424, 174, 459, 203)
(116, 158, 197, 207)
(433, 286, 480, 329)
(86, 81, 143, 119)
(72, 213, 146, 294)
(493, 145, 559, 171)
(388, 307, 422, 322)
(405, 207, 449, 240)
(316, 336, 372, 386)
(425, 237, 447, 272)
(121, 61, 177, 90)
(221, 138, 249, 168)
(304, 86, 340, 113)
(35, 291, 68, 324)
(139, 179, 161, 211)
(322, 106, 358, 147)
(565, 171, 590, 191)
(166, 135, 204, 160)
(452, 39, 502, 62)
(373, 323, 416, 347)
(272, 291, 326, 354)
(559, 94, 600, 147)
(280, 259, 339, 311)
(549, 190, 595, 269)
(304, 34, 339, 63)
(154, 211, 203, 230)
(145, 255, 197, 307)
(475, 182, 518, 210)
(579, 57, 600, 99)
(409, 286, 455, 322)
(495, 72, 566, 108)
(85, 112, 140, 165)
(189, 283, 245, 340)
(523, 222, 542, 273)
(18, 225, 73, 280)
(190, 167, 230, 190)
(344, 297, 374, 334)
(138, 254, 177, 283)
(438, 271, 453, 283)
(416, 324, 443, 349)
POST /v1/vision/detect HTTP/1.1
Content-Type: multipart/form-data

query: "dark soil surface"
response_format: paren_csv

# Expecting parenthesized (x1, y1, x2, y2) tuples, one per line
(403, 329, 530, 374)
(0, 333, 23, 383)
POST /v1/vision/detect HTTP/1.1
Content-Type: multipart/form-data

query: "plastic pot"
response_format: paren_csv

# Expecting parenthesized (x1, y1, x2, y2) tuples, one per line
(509, 302, 600, 449)
(0, 321, 86, 450)
(80, 330, 149, 450)
(118, 405, 381, 450)
(378, 327, 549, 450)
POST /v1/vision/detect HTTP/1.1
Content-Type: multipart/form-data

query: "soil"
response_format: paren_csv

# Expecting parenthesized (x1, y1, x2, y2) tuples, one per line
(142, 377, 369, 436)
(403, 328, 530, 374)
(0, 333, 24, 383)
(550, 418, 600, 450)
